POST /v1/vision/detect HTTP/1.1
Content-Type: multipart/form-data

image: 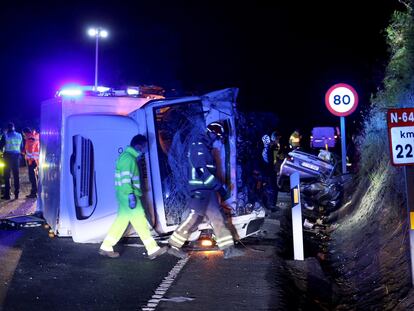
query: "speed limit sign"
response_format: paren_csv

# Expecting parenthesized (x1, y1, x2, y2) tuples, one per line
(325, 83, 359, 117)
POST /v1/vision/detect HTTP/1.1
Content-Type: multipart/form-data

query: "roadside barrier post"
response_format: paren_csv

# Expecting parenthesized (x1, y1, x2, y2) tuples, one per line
(290, 172, 304, 260)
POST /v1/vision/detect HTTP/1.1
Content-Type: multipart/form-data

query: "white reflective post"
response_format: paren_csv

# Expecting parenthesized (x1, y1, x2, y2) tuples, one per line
(404, 166, 414, 285)
(290, 172, 304, 260)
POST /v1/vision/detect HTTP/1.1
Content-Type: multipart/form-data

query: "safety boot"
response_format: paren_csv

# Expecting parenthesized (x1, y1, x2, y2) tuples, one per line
(148, 246, 168, 260)
(167, 246, 188, 259)
(99, 249, 120, 258)
(223, 246, 244, 259)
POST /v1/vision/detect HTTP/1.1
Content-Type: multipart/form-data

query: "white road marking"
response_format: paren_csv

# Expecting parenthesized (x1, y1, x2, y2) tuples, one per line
(141, 256, 189, 310)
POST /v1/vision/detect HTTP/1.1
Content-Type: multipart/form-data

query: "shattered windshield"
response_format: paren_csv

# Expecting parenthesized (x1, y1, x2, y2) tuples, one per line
(154, 101, 205, 225)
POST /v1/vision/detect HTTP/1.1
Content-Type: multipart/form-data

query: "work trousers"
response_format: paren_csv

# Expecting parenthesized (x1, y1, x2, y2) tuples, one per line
(169, 190, 235, 250)
(3, 152, 20, 197)
(27, 161, 38, 195)
(100, 195, 160, 256)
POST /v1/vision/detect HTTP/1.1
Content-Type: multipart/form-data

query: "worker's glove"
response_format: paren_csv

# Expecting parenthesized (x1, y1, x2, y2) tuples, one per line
(128, 193, 137, 209)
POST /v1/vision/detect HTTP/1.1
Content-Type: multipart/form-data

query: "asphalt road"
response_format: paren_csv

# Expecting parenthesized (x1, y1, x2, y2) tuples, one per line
(0, 220, 285, 311)
(0, 226, 177, 311)
(0, 167, 287, 310)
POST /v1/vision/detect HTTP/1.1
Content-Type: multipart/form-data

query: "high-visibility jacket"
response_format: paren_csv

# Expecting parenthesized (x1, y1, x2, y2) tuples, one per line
(4, 131, 23, 154)
(289, 131, 301, 148)
(115, 146, 142, 199)
(24, 131, 40, 165)
(187, 134, 221, 192)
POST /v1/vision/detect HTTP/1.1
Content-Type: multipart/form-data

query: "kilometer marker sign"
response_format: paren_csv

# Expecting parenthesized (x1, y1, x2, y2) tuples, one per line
(387, 108, 414, 165)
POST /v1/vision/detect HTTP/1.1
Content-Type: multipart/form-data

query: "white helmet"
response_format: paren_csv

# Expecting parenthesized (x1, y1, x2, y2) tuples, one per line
(262, 135, 270, 146)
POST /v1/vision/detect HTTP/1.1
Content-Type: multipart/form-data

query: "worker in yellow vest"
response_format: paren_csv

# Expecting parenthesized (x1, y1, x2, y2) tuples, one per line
(0, 122, 23, 200)
(99, 134, 167, 259)
(289, 129, 302, 150)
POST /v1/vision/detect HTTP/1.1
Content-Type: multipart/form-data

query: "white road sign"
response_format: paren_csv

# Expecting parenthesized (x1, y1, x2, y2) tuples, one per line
(388, 108, 414, 166)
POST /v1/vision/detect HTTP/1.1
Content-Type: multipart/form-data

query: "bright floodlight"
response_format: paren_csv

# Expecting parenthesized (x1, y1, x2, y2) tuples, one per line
(88, 28, 97, 37)
(88, 27, 108, 38)
(100, 30, 108, 38)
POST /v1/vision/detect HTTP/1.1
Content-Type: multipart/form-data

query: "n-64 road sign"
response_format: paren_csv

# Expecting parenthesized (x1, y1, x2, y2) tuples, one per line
(387, 108, 414, 165)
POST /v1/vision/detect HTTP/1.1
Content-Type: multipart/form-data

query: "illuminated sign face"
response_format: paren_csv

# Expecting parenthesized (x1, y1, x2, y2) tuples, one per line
(387, 108, 414, 166)
(325, 83, 359, 117)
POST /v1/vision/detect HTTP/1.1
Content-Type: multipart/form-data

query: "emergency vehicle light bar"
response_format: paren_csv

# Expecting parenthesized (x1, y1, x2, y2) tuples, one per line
(56, 85, 165, 99)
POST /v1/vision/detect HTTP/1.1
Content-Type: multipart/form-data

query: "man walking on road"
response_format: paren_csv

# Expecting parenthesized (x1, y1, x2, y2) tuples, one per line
(99, 134, 167, 259)
(22, 127, 40, 198)
(168, 122, 244, 260)
(0, 122, 23, 200)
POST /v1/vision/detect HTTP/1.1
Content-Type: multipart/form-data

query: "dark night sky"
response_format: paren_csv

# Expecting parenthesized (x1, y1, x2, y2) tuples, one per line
(0, 1, 405, 134)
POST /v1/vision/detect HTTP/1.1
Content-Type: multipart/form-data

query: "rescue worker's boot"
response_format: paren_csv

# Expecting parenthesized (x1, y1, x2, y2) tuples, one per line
(26, 192, 37, 199)
(148, 246, 168, 260)
(168, 246, 188, 259)
(223, 246, 244, 259)
(99, 249, 120, 258)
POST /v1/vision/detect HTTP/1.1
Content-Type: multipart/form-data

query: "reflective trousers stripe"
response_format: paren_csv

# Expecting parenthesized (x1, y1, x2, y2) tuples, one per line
(170, 234, 186, 247)
(100, 201, 158, 254)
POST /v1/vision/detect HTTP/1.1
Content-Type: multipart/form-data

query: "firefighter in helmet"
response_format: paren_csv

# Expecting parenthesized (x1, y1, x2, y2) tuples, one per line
(168, 122, 244, 259)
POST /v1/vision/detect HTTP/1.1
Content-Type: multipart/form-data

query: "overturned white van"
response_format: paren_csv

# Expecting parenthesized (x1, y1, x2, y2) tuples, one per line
(39, 86, 265, 243)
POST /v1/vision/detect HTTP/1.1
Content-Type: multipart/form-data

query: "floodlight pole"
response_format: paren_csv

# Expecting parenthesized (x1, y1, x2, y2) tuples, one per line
(88, 27, 107, 90)
(94, 34, 99, 90)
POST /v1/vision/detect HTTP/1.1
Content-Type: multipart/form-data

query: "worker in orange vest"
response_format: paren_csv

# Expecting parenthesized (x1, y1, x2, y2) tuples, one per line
(22, 128, 40, 198)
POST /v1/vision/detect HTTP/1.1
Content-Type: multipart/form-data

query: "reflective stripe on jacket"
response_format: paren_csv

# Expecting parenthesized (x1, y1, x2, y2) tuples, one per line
(289, 131, 301, 147)
(115, 146, 142, 197)
(187, 137, 221, 191)
(24, 132, 40, 164)
(5, 131, 23, 153)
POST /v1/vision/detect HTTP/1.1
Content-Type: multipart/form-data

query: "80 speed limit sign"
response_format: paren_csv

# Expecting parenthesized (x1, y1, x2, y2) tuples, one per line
(388, 108, 414, 166)
(325, 83, 359, 117)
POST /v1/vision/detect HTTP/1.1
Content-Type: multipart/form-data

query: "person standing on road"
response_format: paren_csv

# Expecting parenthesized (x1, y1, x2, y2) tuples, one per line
(99, 134, 167, 259)
(289, 128, 302, 150)
(22, 128, 40, 198)
(0, 122, 23, 200)
(168, 122, 244, 259)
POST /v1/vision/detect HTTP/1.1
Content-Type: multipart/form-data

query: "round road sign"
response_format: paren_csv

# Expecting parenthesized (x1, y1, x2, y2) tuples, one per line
(325, 83, 358, 117)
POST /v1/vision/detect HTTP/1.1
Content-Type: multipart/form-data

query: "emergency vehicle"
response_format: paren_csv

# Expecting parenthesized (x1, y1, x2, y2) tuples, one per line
(39, 86, 265, 243)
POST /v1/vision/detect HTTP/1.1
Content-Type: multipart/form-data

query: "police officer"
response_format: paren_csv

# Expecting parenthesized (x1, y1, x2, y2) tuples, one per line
(99, 134, 167, 259)
(168, 122, 244, 259)
(0, 122, 23, 200)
